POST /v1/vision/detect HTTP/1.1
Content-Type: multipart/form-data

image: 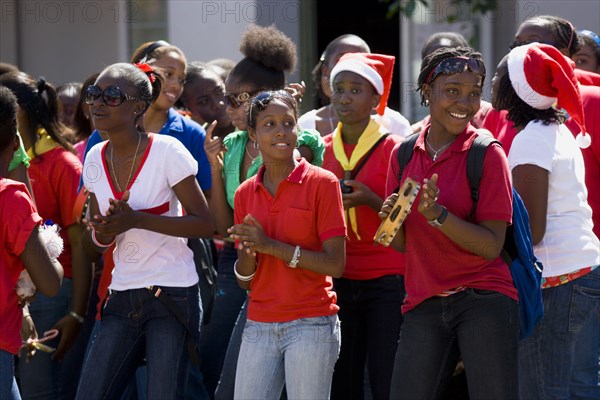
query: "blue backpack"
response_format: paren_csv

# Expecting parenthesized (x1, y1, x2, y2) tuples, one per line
(397, 133, 544, 338)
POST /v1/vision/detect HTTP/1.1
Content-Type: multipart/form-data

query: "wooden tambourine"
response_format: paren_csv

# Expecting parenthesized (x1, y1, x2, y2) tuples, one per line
(373, 178, 421, 247)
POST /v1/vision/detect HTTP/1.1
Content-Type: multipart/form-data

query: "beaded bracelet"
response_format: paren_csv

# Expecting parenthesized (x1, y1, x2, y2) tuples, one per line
(91, 229, 116, 248)
(234, 260, 256, 282)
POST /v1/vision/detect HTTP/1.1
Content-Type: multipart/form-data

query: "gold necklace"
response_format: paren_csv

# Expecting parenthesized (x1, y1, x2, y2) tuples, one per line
(425, 132, 455, 161)
(110, 133, 142, 192)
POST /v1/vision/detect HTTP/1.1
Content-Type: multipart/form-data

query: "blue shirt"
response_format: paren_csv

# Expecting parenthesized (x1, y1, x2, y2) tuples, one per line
(81, 108, 212, 191)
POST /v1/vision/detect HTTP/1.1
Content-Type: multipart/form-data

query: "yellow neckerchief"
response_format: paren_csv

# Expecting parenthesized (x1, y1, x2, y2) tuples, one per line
(26, 128, 61, 159)
(332, 118, 385, 240)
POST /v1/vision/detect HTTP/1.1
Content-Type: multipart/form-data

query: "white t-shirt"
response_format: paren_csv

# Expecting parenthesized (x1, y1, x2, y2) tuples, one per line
(298, 107, 412, 138)
(508, 121, 599, 276)
(83, 134, 199, 290)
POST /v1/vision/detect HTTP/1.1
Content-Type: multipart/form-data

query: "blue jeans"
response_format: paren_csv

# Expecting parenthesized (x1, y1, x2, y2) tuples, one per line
(214, 298, 247, 400)
(76, 285, 200, 400)
(390, 289, 520, 399)
(1, 350, 21, 400)
(331, 275, 405, 400)
(17, 278, 72, 400)
(199, 244, 246, 398)
(234, 315, 341, 400)
(519, 266, 600, 400)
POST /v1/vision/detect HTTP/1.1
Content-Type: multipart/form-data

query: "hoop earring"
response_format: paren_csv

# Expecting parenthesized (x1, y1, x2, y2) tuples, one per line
(253, 140, 258, 149)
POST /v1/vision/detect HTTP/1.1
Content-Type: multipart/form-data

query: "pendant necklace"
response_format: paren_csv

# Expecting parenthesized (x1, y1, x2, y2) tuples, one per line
(425, 133, 455, 162)
(111, 132, 142, 192)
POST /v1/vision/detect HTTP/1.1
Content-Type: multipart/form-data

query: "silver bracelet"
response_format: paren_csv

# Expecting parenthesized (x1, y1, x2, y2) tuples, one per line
(69, 310, 85, 324)
(234, 260, 256, 282)
(288, 245, 301, 268)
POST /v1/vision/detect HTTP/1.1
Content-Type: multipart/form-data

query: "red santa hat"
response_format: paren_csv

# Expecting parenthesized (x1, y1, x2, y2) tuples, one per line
(507, 43, 591, 148)
(330, 53, 395, 116)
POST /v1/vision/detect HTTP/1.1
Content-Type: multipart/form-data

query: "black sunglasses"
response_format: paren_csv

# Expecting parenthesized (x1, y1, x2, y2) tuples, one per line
(426, 57, 486, 85)
(224, 92, 255, 109)
(85, 85, 143, 107)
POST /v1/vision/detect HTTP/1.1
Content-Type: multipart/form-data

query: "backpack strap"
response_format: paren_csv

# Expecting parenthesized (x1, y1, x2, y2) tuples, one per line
(397, 133, 419, 181)
(465, 131, 501, 221)
(351, 133, 390, 179)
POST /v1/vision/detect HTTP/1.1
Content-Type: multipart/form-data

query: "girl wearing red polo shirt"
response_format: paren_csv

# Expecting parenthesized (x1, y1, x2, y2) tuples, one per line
(381, 47, 519, 399)
(0, 85, 63, 400)
(227, 90, 346, 400)
(0, 71, 84, 399)
(321, 52, 405, 400)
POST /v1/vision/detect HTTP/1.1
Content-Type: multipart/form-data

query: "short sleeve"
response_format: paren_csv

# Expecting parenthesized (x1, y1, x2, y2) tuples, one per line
(165, 139, 199, 188)
(476, 142, 513, 223)
(297, 110, 318, 131)
(2, 185, 42, 256)
(316, 172, 347, 242)
(52, 151, 82, 229)
(188, 126, 212, 190)
(233, 181, 250, 225)
(385, 143, 402, 197)
(297, 129, 325, 167)
(79, 130, 105, 190)
(508, 128, 553, 172)
(8, 131, 31, 172)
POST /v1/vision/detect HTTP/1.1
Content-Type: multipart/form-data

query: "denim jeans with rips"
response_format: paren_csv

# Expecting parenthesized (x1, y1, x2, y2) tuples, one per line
(75, 285, 200, 400)
(234, 314, 341, 400)
(390, 289, 520, 400)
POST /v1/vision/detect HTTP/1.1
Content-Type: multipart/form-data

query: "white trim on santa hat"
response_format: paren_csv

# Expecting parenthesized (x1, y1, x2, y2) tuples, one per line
(330, 59, 384, 94)
(507, 43, 557, 110)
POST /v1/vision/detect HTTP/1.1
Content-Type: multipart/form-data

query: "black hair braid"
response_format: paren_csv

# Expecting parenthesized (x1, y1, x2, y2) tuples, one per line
(534, 16, 581, 56)
(416, 47, 484, 106)
(497, 70, 564, 129)
(0, 72, 74, 157)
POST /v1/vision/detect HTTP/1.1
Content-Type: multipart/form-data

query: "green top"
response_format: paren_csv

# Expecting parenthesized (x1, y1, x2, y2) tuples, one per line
(222, 128, 324, 209)
(9, 131, 31, 172)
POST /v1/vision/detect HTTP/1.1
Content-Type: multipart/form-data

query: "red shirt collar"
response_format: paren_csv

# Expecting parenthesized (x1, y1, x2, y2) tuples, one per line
(253, 158, 311, 192)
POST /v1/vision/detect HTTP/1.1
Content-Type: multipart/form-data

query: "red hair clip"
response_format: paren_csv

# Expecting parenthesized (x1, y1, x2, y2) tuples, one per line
(134, 62, 156, 83)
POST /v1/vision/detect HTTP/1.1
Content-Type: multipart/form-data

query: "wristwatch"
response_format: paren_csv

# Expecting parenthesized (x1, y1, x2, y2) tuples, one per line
(428, 206, 448, 227)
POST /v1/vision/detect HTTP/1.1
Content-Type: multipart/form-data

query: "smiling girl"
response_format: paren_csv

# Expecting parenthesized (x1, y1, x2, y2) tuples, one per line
(382, 47, 519, 399)
(227, 90, 346, 399)
(76, 62, 213, 399)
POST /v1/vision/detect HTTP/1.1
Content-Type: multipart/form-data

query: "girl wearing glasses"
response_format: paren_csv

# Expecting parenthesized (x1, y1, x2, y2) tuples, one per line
(0, 72, 85, 399)
(75, 62, 213, 399)
(492, 43, 599, 400)
(203, 24, 325, 399)
(381, 47, 519, 399)
(227, 90, 346, 400)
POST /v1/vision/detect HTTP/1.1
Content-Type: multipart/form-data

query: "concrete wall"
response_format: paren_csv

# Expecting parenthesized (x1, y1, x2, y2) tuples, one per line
(1, 0, 129, 84)
(168, 0, 301, 83)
